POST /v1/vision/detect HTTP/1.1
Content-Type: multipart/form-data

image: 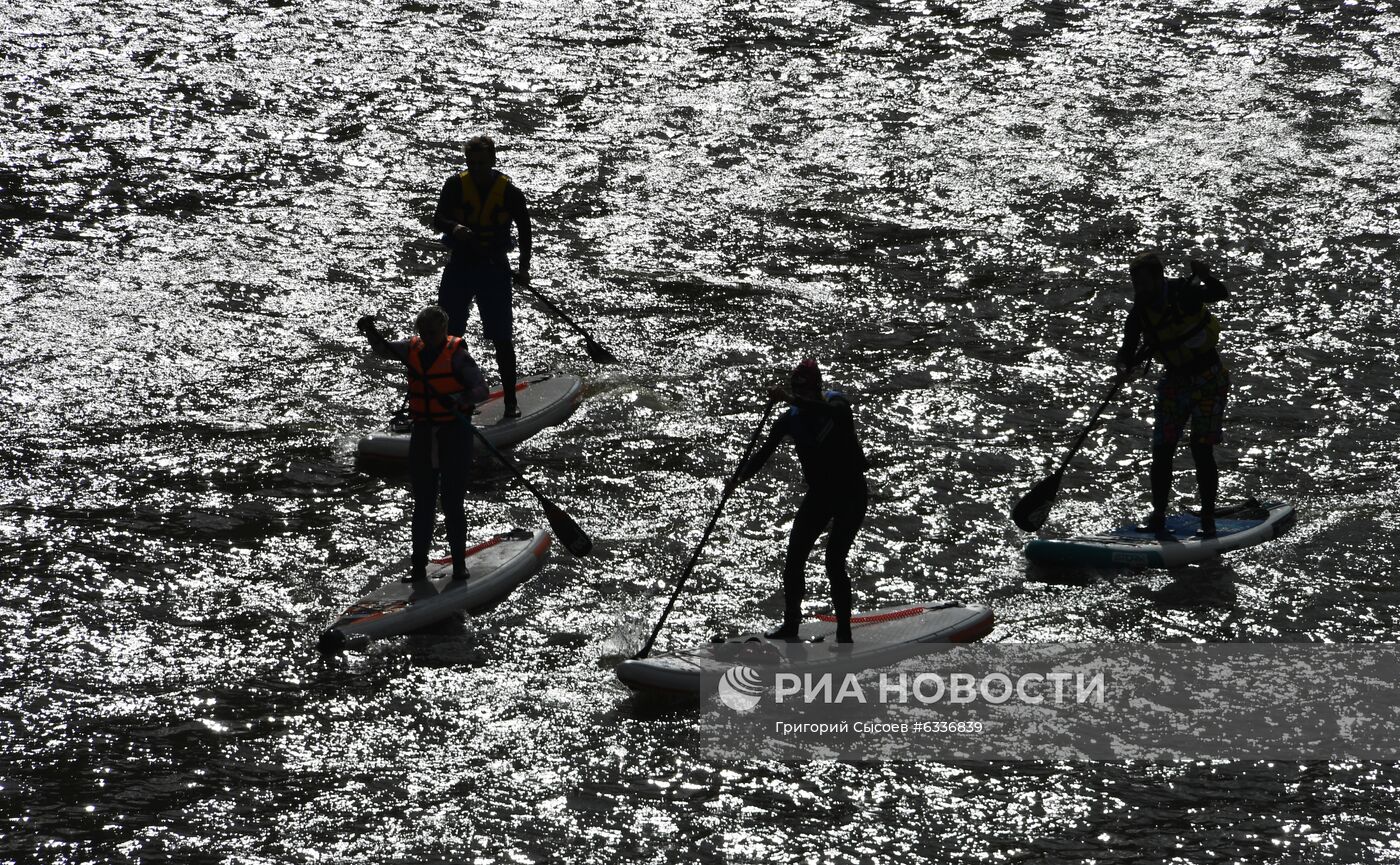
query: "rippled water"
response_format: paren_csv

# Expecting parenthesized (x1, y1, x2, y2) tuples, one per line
(4, 0, 1400, 862)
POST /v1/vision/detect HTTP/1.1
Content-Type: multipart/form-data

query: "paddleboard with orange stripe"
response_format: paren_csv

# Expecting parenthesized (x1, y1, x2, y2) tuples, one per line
(357, 373, 584, 462)
(614, 602, 994, 696)
(318, 528, 551, 652)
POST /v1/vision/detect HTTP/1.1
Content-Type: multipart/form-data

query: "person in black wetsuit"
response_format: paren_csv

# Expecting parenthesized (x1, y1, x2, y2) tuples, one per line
(728, 359, 869, 643)
(358, 306, 489, 582)
(1115, 252, 1230, 538)
(432, 134, 533, 418)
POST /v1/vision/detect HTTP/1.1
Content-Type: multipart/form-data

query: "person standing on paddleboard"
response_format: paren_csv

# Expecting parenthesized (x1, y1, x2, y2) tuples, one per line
(432, 134, 533, 419)
(358, 306, 490, 582)
(727, 359, 869, 643)
(1115, 252, 1230, 538)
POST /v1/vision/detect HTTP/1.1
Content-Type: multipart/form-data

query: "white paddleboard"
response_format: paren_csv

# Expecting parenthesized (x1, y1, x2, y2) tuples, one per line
(1024, 498, 1296, 569)
(318, 528, 551, 651)
(357, 373, 583, 461)
(615, 602, 995, 695)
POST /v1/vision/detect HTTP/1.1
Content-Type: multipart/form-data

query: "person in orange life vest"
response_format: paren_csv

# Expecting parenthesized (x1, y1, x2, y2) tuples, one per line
(726, 360, 869, 644)
(1115, 253, 1230, 538)
(432, 134, 532, 419)
(358, 306, 489, 582)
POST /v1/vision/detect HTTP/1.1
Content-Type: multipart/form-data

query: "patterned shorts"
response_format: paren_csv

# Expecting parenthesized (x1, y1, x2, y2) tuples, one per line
(1154, 362, 1230, 448)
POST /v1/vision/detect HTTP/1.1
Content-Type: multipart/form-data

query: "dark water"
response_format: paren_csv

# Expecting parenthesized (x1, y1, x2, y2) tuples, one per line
(4, 0, 1400, 861)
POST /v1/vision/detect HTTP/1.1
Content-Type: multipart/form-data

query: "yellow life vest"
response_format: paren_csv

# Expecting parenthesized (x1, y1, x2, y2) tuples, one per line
(451, 170, 513, 255)
(1140, 284, 1221, 371)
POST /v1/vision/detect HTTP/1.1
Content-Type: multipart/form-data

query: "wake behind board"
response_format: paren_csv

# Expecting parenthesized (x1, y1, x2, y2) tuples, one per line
(318, 527, 551, 652)
(1024, 498, 1295, 570)
(615, 602, 994, 696)
(357, 373, 583, 461)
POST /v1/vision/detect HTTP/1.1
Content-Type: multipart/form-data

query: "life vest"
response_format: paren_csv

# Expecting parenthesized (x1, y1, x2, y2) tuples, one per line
(406, 336, 466, 423)
(451, 170, 513, 255)
(788, 390, 846, 450)
(1140, 282, 1221, 371)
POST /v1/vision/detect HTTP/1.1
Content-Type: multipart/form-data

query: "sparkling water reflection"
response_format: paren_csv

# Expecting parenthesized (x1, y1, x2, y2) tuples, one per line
(3, 0, 1399, 862)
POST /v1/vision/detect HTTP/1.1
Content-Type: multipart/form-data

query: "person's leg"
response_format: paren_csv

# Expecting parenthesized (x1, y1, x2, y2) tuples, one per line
(1189, 364, 1229, 537)
(493, 339, 518, 417)
(1147, 374, 1189, 533)
(771, 492, 831, 639)
(438, 263, 474, 338)
(824, 486, 868, 643)
(1190, 442, 1219, 537)
(407, 425, 439, 580)
(438, 424, 473, 578)
(474, 263, 518, 414)
(1147, 439, 1177, 532)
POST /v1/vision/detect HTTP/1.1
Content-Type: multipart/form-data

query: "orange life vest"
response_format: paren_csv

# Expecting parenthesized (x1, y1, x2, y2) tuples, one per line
(407, 336, 466, 423)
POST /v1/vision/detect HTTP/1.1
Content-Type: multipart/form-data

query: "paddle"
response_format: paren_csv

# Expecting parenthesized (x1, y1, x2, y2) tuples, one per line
(470, 422, 593, 557)
(358, 316, 593, 556)
(439, 208, 616, 362)
(521, 281, 618, 364)
(634, 398, 779, 660)
(1011, 354, 1149, 533)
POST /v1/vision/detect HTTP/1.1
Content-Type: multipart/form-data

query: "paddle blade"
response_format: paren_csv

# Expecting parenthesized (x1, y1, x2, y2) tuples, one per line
(584, 337, 618, 364)
(544, 500, 593, 556)
(1011, 473, 1063, 532)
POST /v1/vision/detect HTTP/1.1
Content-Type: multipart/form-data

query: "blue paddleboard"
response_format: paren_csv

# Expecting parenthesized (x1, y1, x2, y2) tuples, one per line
(1025, 499, 1296, 569)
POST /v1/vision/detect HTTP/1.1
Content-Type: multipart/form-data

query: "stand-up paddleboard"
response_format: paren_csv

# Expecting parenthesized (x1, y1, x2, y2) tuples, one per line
(318, 528, 551, 652)
(357, 373, 584, 461)
(1024, 498, 1295, 569)
(615, 602, 995, 696)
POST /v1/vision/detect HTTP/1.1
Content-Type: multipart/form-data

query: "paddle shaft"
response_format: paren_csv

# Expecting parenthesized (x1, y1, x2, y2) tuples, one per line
(521, 282, 617, 363)
(1048, 373, 1130, 480)
(1011, 347, 1155, 531)
(522, 283, 587, 341)
(634, 400, 778, 660)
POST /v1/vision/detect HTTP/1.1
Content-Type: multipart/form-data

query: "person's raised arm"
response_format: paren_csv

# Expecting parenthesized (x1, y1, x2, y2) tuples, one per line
(1189, 259, 1229, 303)
(356, 316, 408, 361)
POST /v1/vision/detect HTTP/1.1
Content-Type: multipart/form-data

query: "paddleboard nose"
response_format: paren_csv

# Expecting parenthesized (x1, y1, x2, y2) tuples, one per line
(318, 629, 372, 653)
(317, 628, 347, 653)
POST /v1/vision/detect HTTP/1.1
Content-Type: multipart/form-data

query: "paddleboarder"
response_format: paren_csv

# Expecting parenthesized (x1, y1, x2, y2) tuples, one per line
(432, 134, 532, 418)
(358, 306, 490, 582)
(1115, 253, 1230, 538)
(727, 359, 869, 643)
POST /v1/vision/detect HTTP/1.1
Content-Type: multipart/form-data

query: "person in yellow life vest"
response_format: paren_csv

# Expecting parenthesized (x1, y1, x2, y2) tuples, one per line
(432, 134, 533, 419)
(1115, 252, 1230, 538)
(358, 306, 489, 582)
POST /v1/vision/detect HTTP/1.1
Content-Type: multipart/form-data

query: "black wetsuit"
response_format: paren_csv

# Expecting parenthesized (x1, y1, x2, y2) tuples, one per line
(738, 391, 869, 635)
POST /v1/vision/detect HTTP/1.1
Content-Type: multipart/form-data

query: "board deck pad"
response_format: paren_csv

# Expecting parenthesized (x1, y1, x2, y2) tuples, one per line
(614, 602, 995, 695)
(1024, 498, 1296, 569)
(357, 373, 583, 461)
(318, 528, 551, 651)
